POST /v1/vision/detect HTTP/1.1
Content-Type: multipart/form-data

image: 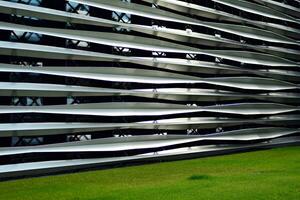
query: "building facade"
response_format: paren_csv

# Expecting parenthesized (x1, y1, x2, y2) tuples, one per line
(0, 0, 299, 177)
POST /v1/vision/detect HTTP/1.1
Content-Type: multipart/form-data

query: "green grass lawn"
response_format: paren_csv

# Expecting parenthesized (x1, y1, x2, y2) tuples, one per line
(0, 146, 299, 200)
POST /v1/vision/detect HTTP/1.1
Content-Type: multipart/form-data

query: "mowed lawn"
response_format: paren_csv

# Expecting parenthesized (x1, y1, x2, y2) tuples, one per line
(0, 146, 299, 200)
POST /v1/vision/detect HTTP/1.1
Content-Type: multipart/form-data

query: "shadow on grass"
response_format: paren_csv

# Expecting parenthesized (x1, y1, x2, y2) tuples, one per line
(188, 174, 212, 181)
